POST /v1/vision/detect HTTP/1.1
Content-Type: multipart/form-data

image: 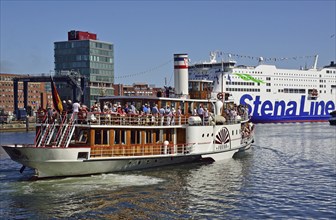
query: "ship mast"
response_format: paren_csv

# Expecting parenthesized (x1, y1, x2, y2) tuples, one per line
(313, 55, 319, 69)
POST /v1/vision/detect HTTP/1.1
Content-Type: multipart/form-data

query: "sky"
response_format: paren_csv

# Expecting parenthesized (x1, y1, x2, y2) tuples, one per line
(1, 0, 335, 87)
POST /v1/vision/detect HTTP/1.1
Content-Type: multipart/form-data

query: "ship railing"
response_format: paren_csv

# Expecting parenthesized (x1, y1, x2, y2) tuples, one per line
(35, 111, 250, 127)
(78, 112, 190, 126)
(90, 143, 195, 158)
(224, 115, 250, 125)
(34, 114, 48, 146)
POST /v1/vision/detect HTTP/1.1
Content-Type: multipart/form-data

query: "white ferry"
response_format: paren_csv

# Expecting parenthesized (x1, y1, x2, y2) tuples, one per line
(2, 54, 254, 178)
(189, 52, 336, 123)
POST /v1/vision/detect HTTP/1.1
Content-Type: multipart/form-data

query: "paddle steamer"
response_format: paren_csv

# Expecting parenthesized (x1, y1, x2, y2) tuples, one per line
(2, 54, 254, 178)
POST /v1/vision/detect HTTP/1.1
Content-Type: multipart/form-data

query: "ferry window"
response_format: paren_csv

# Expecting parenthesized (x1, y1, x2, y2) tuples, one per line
(78, 130, 88, 143)
(146, 130, 152, 143)
(131, 130, 141, 144)
(115, 130, 120, 144)
(155, 130, 160, 142)
(161, 101, 167, 109)
(166, 129, 173, 142)
(232, 130, 234, 136)
(121, 131, 125, 144)
(102, 130, 108, 145)
(95, 129, 109, 145)
(95, 130, 101, 144)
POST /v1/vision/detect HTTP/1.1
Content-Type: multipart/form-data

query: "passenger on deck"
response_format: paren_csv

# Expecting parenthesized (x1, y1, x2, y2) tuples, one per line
(73, 100, 81, 122)
(124, 104, 130, 114)
(177, 106, 182, 125)
(79, 104, 89, 123)
(47, 106, 53, 123)
(143, 104, 149, 114)
(198, 104, 204, 123)
(62, 100, 67, 116)
(165, 105, 172, 125)
(159, 106, 165, 126)
(203, 107, 209, 125)
(90, 101, 98, 112)
(193, 107, 197, 116)
(111, 103, 117, 112)
(130, 102, 136, 114)
(171, 107, 176, 125)
(152, 104, 159, 124)
(117, 105, 124, 115)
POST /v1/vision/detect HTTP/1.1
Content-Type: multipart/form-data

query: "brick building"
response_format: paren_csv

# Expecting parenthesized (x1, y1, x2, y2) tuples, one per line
(0, 73, 52, 115)
(113, 83, 164, 97)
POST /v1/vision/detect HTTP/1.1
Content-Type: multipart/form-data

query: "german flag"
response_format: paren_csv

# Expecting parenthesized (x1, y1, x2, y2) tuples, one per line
(51, 77, 63, 113)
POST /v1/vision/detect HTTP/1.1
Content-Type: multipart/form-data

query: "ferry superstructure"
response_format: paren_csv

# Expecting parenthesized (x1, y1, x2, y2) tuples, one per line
(189, 52, 336, 123)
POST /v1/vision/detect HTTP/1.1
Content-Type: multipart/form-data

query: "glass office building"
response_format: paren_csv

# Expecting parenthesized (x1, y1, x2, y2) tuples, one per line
(54, 30, 114, 106)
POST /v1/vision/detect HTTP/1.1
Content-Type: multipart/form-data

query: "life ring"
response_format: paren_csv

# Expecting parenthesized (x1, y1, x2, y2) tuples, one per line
(311, 89, 318, 96)
(217, 93, 224, 100)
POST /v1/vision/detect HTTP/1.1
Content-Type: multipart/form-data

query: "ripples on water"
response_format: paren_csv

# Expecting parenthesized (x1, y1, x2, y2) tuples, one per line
(0, 124, 335, 219)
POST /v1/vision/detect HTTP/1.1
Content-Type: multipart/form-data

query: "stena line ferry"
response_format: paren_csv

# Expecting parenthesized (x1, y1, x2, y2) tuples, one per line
(189, 52, 336, 123)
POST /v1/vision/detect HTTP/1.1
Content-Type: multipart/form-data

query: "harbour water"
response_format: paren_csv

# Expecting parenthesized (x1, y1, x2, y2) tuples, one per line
(0, 123, 335, 219)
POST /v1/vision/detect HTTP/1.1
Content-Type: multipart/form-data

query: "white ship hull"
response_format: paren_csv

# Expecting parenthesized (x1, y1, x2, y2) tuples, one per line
(3, 141, 251, 178)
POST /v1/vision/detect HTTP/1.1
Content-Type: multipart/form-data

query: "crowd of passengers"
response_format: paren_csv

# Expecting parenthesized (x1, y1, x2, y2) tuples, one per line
(90, 101, 184, 125)
(37, 99, 249, 126)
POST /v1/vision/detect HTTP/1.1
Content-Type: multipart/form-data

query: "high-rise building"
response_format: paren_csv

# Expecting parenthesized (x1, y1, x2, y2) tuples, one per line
(54, 30, 114, 106)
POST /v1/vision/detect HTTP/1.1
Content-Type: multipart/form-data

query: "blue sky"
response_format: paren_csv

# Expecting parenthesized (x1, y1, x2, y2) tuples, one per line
(1, 0, 335, 87)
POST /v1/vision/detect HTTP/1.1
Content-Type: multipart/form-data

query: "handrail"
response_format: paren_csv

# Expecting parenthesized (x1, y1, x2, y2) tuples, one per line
(90, 143, 195, 158)
(34, 114, 48, 146)
(35, 111, 250, 128)
(85, 112, 189, 126)
(54, 114, 67, 141)
(57, 113, 75, 147)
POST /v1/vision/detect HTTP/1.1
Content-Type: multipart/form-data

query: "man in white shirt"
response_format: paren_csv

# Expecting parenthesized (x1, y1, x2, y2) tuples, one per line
(72, 100, 81, 122)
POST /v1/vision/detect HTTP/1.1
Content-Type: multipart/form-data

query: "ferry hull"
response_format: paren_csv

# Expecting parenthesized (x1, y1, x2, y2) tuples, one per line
(2, 142, 252, 178)
(2, 145, 202, 178)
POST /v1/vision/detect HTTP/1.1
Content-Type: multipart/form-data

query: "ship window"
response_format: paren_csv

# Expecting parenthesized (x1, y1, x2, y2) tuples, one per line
(131, 130, 141, 144)
(115, 130, 120, 144)
(77, 152, 88, 160)
(146, 130, 152, 143)
(95, 129, 109, 145)
(95, 130, 102, 145)
(155, 130, 160, 142)
(78, 130, 88, 143)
